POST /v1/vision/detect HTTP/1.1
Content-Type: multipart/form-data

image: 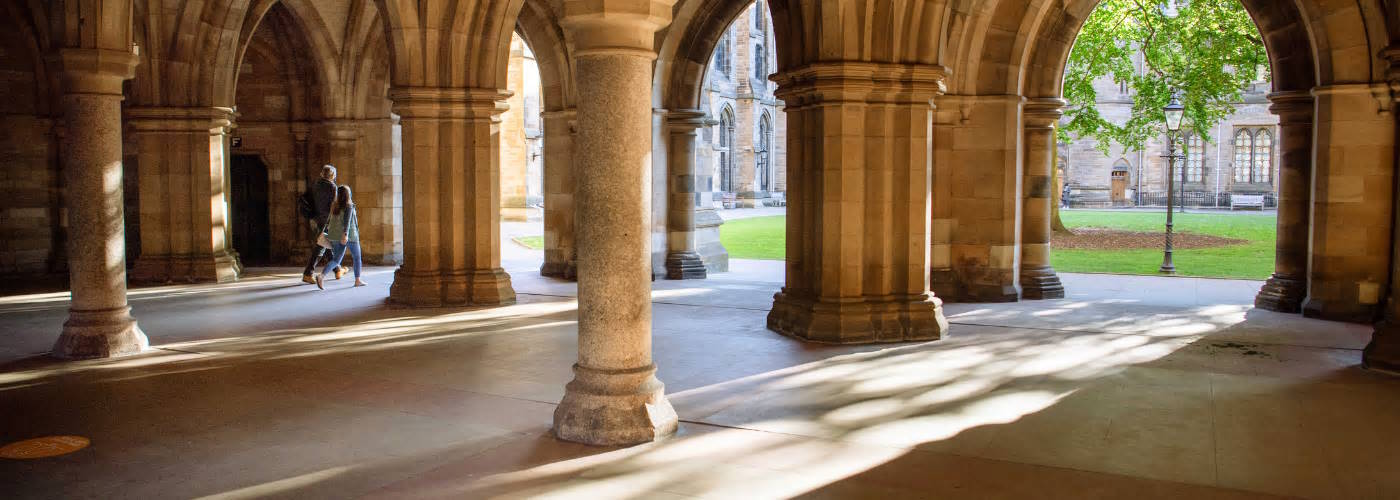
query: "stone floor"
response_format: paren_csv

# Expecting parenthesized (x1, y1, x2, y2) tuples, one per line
(1, 259, 1398, 499)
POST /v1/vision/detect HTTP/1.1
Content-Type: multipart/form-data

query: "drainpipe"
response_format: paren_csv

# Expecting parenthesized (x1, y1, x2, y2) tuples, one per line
(1215, 121, 1223, 207)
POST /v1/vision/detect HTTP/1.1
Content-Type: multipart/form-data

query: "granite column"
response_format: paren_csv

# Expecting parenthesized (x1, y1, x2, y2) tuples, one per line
(553, 1, 678, 445)
(50, 49, 148, 359)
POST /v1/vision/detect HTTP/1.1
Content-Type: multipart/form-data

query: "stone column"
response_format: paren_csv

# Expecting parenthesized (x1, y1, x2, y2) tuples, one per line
(930, 95, 1025, 302)
(387, 88, 515, 307)
(1362, 50, 1400, 373)
(289, 122, 315, 258)
(553, 0, 678, 446)
(767, 62, 949, 343)
(1302, 84, 1394, 323)
(49, 48, 148, 359)
(540, 109, 578, 280)
(1019, 98, 1065, 299)
(501, 39, 531, 222)
(1255, 91, 1313, 313)
(127, 106, 241, 283)
(664, 109, 709, 279)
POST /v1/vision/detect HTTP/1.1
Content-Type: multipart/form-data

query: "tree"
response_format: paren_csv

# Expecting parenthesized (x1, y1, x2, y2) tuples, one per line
(1059, 0, 1269, 152)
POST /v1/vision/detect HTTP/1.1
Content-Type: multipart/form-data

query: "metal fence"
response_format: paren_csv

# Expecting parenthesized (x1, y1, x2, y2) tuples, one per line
(1068, 191, 1276, 209)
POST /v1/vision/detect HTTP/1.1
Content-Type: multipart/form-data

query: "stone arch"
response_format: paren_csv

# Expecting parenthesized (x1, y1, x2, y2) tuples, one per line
(0, 0, 63, 276)
(232, 0, 341, 113)
(235, 3, 326, 122)
(370, 0, 525, 89)
(656, 0, 761, 113)
(1013, 0, 1324, 99)
(515, 0, 575, 113)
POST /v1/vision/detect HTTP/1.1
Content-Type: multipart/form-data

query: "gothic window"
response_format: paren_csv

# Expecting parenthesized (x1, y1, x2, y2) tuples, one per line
(1253, 129, 1273, 183)
(1184, 133, 1205, 183)
(1232, 127, 1274, 183)
(757, 113, 772, 192)
(715, 33, 732, 78)
(754, 1, 765, 30)
(1233, 128, 1251, 183)
(755, 43, 767, 81)
(719, 107, 735, 192)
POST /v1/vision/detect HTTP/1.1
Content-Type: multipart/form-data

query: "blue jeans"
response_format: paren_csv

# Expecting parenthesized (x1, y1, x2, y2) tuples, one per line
(321, 241, 362, 279)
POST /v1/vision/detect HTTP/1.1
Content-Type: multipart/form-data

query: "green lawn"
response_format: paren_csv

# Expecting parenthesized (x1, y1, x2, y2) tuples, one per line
(719, 215, 787, 260)
(1053, 210, 1276, 279)
(513, 235, 544, 250)
(720, 211, 1277, 279)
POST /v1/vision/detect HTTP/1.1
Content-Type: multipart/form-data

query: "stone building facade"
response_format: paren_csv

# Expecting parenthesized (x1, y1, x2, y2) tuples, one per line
(698, 1, 787, 209)
(3, 0, 1400, 445)
(501, 34, 544, 222)
(1062, 65, 1279, 207)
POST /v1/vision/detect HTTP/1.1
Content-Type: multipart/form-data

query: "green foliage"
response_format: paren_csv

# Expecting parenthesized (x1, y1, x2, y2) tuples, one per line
(1052, 210, 1276, 279)
(1059, 0, 1268, 152)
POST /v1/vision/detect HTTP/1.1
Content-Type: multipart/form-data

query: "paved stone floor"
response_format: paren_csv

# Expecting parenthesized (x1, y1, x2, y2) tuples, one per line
(1, 259, 1398, 499)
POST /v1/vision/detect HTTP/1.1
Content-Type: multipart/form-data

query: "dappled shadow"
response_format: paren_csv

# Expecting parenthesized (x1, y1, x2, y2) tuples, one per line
(1, 271, 1397, 498)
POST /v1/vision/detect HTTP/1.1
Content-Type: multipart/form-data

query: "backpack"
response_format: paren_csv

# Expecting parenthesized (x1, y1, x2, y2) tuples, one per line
(297, 190, 316, 220)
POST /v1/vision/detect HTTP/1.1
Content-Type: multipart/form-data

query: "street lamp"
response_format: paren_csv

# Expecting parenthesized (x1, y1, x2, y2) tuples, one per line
(1160, 93, 1186, 274)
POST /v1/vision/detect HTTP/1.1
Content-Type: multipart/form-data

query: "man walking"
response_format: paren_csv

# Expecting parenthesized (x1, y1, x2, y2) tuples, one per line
(301, 164, 345, 283)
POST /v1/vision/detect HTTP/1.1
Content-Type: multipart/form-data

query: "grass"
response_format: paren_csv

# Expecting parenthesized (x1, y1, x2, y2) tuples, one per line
(720, 210, 1277, 279)
(513, 236, 544, 250)
(1053, 210, 1276, 279)
(719, 215, 787, 260)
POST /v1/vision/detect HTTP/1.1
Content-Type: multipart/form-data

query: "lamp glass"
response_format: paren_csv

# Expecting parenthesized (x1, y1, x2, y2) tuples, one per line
(1164, 97, 1184, 132)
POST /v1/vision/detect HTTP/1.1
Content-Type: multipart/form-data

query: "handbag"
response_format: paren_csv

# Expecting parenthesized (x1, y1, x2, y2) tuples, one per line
(315, 226, 333, 250)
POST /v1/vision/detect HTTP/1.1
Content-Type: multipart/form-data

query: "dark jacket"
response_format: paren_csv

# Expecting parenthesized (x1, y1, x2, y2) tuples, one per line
(311, 178, 337, 226)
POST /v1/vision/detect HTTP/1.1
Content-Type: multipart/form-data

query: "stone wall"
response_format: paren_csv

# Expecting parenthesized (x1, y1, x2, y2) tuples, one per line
(700, 3, 786, 209)
(1061, 71, 1279, 207)
(0, 23, 60, 276)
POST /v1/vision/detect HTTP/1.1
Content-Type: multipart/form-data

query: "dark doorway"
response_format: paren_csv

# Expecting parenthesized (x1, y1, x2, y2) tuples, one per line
(230, 155, 271, 265)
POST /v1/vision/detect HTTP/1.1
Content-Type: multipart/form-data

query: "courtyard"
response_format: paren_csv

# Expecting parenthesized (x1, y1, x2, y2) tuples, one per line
(718, 209, 1278, 280)
(2, 257, 1397, 498)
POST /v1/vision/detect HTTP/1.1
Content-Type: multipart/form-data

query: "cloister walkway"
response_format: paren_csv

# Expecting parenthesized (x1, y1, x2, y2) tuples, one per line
(1, 264, 1396, 498)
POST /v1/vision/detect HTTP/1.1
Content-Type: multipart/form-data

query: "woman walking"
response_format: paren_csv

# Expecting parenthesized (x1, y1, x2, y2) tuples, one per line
(316, 185, 367, 289)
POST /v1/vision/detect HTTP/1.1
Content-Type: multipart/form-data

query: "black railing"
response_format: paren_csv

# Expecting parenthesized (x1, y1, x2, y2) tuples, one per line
(1066, 191, 1276, 209)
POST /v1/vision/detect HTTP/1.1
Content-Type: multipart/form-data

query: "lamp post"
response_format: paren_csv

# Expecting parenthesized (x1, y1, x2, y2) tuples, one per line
(1160, 93, 1185, 274)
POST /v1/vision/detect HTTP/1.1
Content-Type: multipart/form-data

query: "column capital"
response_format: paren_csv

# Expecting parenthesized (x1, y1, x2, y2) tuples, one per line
(773, 62, 947, 108)
(320, 119, 386, 141)
(387, 87, 510, 120)
(125, 106, 235, 134)
(560, 0, 676, 56)
(1023, 98, 1067, 128)
(664, 109, 716, 134)
(1267, 91, 1314, 124)
(49, 48, 138, 95)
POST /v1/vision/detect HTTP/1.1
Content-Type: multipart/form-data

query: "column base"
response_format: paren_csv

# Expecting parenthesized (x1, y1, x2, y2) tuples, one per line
(553, 363, 678, 446)
(389, 268, 516, 307)
(962, 283, 1021, 303)
(130, 250, 241, 284)
(501, 206, 530, 222)
(664, 251, 707, 280)
(469, 268, 517, 305)
(768, 291, 947, 344)
(1363, 321, 1400, 375)
(1019, 265, 1065, 300)
(1302, 297, 1378, 324)
(540, 261, 578, 281)
(52, 307, 148, 360)
(1254, 275, 1305, 313)
(388, 269, 445, 307)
